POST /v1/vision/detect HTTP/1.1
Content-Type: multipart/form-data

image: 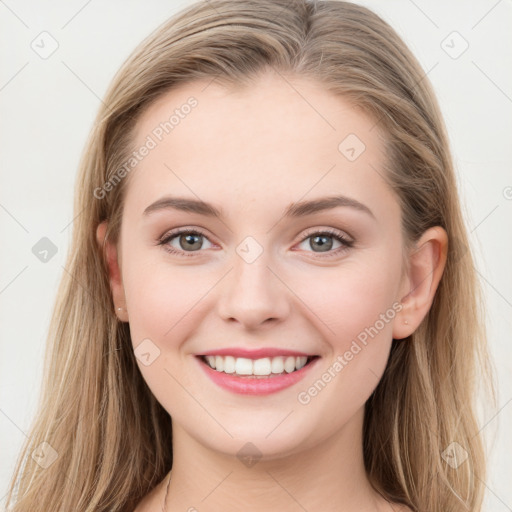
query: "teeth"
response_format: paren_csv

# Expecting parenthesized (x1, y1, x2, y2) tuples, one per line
(271, 356, 284, 374)
(253, 358, 272, 375)
(224, 355, 236, 374)
(203, 355, 310, 376)
(284, 356, 296, 373)
(235, 357, 253, 375)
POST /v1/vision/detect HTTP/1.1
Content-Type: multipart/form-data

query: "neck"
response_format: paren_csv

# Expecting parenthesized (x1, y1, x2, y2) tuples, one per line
(163, 407, 391, 512)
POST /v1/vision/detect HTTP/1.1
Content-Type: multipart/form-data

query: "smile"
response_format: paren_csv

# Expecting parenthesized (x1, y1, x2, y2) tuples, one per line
(195, 351, 320, 395)
(201, 354, 315, 377)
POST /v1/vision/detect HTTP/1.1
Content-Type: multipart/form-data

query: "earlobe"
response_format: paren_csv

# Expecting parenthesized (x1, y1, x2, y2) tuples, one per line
(393, 226, 448, 340)
(96, 221, 128, 321)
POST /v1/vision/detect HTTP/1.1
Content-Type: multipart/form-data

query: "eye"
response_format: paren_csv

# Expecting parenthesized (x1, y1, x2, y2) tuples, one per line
(157, 227, 354, 259)
(296, 228, 354, 258)
(158, 228, 214, 257)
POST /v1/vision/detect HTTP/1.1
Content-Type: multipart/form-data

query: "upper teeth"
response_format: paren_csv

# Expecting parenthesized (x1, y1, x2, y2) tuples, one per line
(204, 355, 309, 376)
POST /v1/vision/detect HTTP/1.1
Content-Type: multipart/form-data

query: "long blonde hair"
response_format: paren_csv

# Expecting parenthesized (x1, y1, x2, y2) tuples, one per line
(5, 1, 494, 510)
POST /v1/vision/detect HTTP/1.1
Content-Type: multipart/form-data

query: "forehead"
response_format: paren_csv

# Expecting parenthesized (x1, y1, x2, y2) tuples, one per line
(124, 71, 397, 221)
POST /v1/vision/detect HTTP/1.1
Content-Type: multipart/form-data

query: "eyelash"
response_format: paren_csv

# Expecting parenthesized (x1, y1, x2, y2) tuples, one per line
(157, 227, 354, 259)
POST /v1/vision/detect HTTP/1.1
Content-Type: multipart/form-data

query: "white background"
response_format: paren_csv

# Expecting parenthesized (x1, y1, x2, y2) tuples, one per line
(1, 0, 511, 509)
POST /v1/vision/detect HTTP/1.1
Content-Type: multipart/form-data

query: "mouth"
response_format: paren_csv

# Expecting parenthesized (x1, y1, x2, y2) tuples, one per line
(195, 352, 321, 395)
(198, 354, 320, 378)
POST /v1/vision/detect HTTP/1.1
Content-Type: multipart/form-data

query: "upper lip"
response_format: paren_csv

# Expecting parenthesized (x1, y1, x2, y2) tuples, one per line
(197, 348, 318, 359)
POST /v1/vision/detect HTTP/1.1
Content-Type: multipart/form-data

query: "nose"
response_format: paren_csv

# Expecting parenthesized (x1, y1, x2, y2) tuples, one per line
(216, 251, 291, 331)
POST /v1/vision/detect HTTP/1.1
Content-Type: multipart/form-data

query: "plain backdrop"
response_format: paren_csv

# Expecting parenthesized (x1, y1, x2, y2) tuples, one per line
(1, 0, 511, 509)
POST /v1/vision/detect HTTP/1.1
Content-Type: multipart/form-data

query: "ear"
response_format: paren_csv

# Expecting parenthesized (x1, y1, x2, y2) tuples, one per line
(96, 221, 128, 322)
(393, 226, 448, 339)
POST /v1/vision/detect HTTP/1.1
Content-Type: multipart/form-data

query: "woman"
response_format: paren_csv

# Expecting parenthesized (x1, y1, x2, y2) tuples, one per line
(5, 1, 493, 510)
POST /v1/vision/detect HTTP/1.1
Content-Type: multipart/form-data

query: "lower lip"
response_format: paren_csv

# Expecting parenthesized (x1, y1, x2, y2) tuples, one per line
(196, 356, 319, 395)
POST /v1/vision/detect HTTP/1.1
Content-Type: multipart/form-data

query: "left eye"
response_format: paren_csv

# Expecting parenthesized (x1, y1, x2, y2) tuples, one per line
(296, 230, 352, 255)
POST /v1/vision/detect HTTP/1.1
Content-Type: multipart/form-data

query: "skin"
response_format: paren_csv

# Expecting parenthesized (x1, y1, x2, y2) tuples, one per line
(96, 69, 447, 511)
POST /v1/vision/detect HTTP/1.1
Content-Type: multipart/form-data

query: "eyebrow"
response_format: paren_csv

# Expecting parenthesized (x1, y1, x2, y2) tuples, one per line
(143, 194, 375, 220)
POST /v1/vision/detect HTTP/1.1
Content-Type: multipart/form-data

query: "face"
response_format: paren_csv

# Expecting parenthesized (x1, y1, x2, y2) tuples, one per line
(108, 70, 411, 458)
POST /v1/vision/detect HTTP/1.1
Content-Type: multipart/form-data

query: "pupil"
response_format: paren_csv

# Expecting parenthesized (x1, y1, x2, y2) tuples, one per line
(182, 233, 201, 250)
(312, 235, 332, 252)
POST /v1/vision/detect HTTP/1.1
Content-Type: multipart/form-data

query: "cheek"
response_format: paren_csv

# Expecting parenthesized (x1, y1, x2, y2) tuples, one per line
(121, 252, 221, 365)
(294, 257, 401, 348)
(124, 265, 201, 338)
(292, 259, 401, 419)
(121, 260, 212, 412)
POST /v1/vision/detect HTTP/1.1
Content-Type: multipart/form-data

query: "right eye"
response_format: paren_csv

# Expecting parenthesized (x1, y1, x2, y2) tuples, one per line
(158, 228, 215, 257)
